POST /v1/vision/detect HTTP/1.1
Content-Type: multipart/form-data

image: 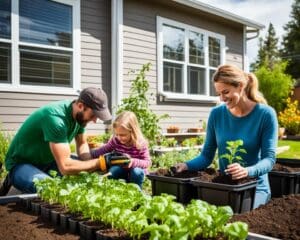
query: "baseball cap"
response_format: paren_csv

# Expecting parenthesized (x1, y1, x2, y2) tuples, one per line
(79, 87, 112, 121)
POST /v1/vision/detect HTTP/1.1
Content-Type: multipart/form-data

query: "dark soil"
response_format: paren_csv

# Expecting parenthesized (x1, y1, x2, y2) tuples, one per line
(1, 195, 299, 239)
(272, 162, 300, 172)
(0, 202, 79, 240)
(231, 194, 300, 240)
(155, 168, 255, 185)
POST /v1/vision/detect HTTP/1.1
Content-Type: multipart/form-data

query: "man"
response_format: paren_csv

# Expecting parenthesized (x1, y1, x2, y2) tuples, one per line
(0, 87, 112, 195)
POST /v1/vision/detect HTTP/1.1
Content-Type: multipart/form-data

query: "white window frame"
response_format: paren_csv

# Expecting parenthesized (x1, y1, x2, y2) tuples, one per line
(157, 16, 226, 101)
(0, 0, 80, 95)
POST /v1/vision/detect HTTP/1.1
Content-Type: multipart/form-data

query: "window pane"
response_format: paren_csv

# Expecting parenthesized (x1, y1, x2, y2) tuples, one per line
(163, 62, 183, 93)
(163, 24, 184, 61)
(0, 42, 11, 83)
(20, 0, 72, 47)
(209, 37, 221, 67)
(0, 0, 11, 39)
(189, 31, 204, 65)
(20, 46, 72, 87)
(210, 69, 217, 96)
(188, 66, 205, 95)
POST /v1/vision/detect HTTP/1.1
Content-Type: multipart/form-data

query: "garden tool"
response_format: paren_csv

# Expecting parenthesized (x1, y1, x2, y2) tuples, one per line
(168, 166, 177, 176)
(98, 151, 130, 172)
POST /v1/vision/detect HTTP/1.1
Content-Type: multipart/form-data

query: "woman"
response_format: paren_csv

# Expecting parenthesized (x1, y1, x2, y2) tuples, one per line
(175, 64, 278, 208)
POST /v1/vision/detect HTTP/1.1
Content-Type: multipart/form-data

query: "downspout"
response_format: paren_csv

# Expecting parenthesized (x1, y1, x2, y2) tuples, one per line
(111, 0, 123, 118)
(243, 26, 260, 72)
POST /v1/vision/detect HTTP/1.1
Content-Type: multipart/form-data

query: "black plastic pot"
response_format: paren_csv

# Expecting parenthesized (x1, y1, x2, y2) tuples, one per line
(59, 212, 72, 231)
(146, 173, 197, 204)
(79, 220, 106, 240)
(30, 198, 44, 215)
(269, 158, 300, 198)
(191, 178, 257, 213)
(95, 229, 131, 240)
(21, 198, 32, 211)
(68, 215, 88, 235)
(50, 207, 65, 226)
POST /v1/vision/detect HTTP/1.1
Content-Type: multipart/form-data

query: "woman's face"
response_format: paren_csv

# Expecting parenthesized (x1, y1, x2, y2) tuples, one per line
(114, 126, 132, 146)
(214, 82, 243, 109)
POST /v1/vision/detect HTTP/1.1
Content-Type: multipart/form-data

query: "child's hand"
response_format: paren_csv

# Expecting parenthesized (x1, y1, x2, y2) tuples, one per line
(121, 153, 132, 168)
(225, 163, 248, 179)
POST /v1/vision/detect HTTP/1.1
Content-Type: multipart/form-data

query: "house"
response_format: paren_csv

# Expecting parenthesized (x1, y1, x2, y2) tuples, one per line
(0, 0, 264, 134)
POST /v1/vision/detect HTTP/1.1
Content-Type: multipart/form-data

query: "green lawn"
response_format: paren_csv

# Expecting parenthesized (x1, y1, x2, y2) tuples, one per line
(277, 140, 300, 159)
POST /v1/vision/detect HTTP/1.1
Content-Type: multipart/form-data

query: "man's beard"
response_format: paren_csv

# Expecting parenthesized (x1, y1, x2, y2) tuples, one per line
(75, 111, 88, 127)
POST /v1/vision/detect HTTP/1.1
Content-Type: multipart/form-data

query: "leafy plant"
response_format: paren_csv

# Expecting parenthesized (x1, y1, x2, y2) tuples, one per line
(278, 97, 300, 135)
(220, 140, 247, 167)
(0, 124, 12, 179)
(160, 137, 178, 147)
(117, 63, 169, 148)
(151, 149, 199, 169)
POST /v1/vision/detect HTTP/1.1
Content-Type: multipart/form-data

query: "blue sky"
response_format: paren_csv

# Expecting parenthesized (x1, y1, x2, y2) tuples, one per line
(198, 0, 293, 65)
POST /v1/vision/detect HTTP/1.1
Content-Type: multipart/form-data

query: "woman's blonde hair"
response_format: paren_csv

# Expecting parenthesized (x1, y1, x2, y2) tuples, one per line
(212, 64, 267, 104)
(113, 111, 146, 149)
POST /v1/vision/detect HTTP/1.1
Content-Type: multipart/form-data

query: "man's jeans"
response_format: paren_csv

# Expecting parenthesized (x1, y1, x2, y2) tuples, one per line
(9, 161, 61, 193)
(108, 166, 145, 188)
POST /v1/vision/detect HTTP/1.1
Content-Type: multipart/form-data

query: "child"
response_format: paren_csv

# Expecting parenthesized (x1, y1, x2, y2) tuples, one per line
(91, 111, 151, 188)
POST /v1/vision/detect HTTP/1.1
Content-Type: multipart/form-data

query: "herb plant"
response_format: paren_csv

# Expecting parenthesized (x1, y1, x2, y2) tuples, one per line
(220, 140, 247, 167)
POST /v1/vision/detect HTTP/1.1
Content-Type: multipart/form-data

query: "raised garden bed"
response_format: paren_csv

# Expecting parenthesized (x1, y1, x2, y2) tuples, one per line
(191, 169, 257, 213)
(148, 168, 257, 213)
(147, 169, 201, 204)
(269, 158, 300, 197)
(231, 194, 300, 240)
(0, 193, 287, 240)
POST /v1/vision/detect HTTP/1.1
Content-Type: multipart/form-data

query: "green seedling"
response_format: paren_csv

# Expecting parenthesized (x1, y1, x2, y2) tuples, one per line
(220, 140, 247, 167)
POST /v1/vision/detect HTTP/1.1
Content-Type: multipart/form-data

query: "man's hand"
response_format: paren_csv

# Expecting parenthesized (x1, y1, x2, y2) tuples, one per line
(225, 163, 248, 180)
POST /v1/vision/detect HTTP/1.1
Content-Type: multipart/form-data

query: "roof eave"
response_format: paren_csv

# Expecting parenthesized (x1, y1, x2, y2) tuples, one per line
(172, 0, 265, 30)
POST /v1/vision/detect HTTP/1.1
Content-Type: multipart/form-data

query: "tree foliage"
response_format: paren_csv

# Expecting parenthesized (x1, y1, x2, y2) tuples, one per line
(281, 0, 300, 85)
(255, 61, 294, 113)
(251, 23, 279, 71)
(117, 63, 169, 148)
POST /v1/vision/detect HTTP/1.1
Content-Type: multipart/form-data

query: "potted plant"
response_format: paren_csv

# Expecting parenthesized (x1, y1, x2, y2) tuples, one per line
(166, 125, 180, 133)
(268, 157, 300, 197)
(191, 140, 257, 213)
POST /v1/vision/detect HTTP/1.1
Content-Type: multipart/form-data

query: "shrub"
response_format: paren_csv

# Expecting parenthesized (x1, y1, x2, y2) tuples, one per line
(117, 63, 169, 148)
(255, 61, 294, 113)
(0, 124, 12, 178)
(278, 98, 300, 135)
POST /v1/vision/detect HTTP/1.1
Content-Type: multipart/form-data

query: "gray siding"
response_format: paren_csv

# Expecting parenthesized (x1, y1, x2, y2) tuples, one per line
(0, 0, 111, 134)
(123, 0, 244, 132)
(81, 0, 111, 133)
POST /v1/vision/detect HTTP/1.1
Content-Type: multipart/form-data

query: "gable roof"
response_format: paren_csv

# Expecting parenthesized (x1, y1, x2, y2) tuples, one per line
(173, 0, 264, 30)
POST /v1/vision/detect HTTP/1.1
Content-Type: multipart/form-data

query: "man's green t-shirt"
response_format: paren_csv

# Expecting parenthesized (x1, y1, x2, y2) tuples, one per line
(5, 100, 85, 171)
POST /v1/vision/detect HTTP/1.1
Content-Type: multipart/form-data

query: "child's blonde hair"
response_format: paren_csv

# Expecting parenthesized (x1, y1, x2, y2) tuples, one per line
(113, 111, 146, 149)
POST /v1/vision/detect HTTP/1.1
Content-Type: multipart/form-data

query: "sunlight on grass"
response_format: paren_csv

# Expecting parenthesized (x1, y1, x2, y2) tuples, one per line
(277, 140, 300, 159)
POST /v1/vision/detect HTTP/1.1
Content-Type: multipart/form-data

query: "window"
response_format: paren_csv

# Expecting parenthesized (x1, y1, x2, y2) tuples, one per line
(157, 17, 225, 101)
(0, 0, 80, 94)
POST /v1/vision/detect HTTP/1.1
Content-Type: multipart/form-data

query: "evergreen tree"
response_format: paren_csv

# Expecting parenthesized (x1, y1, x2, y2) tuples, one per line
(281, 0, 300, 85)
(252, 23, 279, 71)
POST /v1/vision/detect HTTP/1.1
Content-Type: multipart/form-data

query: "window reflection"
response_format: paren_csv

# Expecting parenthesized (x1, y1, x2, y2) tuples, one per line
(0, 42, 11, 83)
(189, 31, 204, 65)
(0, 0, 11, 39)
(163, 24, 184, 61)
(20, 0, 72, 47)
(209, 37, 221, 67)
(163, 62, 183, 93)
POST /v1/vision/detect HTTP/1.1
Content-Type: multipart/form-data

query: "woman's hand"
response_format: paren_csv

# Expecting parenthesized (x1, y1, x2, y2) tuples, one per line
(225, 163, 248, 179)
(174, 163, 188, 173)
